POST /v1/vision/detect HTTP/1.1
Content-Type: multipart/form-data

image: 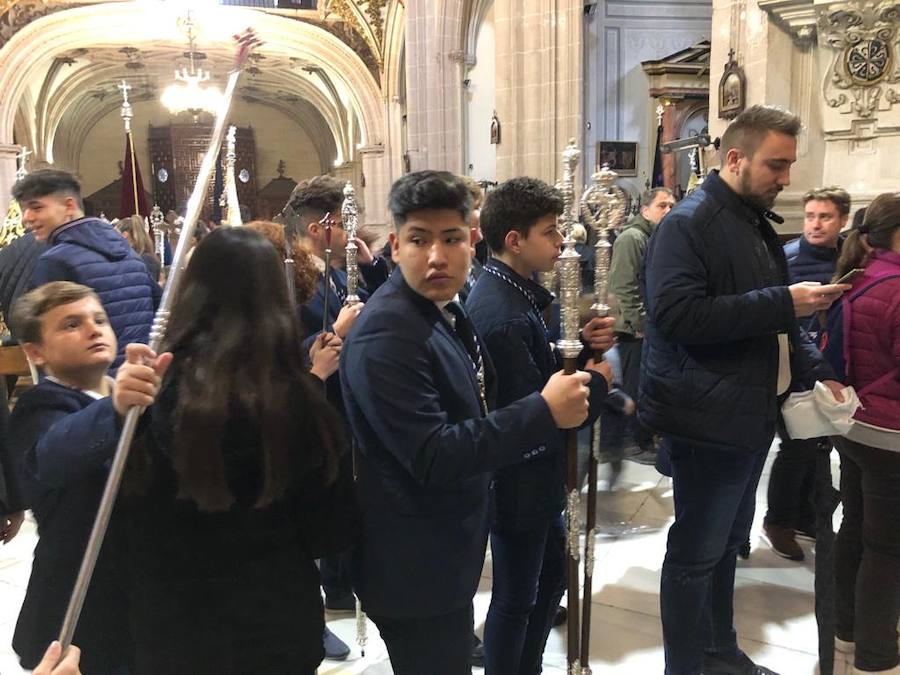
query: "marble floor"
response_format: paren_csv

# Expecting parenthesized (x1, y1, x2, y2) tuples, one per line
(0, 443, 847, 674)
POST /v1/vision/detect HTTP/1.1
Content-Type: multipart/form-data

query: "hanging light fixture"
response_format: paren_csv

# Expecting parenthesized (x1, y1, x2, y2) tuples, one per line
(160, 11, 223, 117)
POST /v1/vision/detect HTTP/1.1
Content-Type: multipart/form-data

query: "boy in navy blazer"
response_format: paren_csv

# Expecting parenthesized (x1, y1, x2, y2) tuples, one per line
(9, 281, 168, 673)
(340, 171, 602, 674)
(466, 177, 614, 674)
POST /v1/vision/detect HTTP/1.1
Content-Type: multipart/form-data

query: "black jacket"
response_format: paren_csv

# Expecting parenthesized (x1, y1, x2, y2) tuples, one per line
(118, 372, 357, 674)
(340, 270, 560, 618)
(466, 259, 608, 531)
(639, 170, 833, 452)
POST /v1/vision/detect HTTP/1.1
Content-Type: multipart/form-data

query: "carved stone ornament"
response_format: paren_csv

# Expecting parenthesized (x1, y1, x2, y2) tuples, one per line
(818, 1, 900, 118)
(0, 1, 77, 49)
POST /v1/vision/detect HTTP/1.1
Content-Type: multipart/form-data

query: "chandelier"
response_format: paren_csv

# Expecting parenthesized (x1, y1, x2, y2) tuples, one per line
(160, 12, 223, 116)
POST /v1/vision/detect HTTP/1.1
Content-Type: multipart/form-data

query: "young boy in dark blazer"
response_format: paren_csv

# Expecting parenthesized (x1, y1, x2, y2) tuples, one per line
(466, 177, 614, 674)
(9, 281, 168, 673)
(340, 171, 610, 675)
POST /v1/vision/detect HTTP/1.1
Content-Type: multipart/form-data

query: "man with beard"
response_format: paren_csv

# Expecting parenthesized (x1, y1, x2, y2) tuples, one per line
(639, 105, 851, 675)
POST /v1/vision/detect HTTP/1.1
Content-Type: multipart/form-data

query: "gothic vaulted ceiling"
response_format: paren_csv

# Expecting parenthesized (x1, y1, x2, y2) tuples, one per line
(0, 0, 405, 171)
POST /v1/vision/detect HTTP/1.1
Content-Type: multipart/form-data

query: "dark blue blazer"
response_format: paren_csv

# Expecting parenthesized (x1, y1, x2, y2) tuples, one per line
(339, 270, 559, 619)
(8, 381, 132, 670)
(300, 258, 390, 348)
(466, 259, 608, 531)
(300, 258, 389, 419)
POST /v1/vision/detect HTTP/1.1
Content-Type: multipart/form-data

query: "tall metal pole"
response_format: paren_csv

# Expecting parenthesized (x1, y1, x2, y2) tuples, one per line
(57, 29, 259, 655)
(577, 165, 626, 673)
(558, 139, 583, 675)
(341, 182, 361, 307)
(340, 181, 367, 657)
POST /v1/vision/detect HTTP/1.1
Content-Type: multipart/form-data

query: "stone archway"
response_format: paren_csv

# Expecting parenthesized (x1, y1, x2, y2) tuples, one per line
(0, 2, 390, 221)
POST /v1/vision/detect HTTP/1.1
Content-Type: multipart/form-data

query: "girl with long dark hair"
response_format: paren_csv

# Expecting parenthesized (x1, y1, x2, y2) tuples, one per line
(830, 192, 900, 675)
(118, 226, 355, 674)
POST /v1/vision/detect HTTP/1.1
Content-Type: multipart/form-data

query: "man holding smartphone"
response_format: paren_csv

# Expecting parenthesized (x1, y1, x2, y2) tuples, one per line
(763, 187, 851, 562)
(640, 106, 850, 675)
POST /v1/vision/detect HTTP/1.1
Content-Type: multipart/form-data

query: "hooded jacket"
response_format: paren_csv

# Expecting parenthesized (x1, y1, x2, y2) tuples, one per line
(31, 217, 160, 369)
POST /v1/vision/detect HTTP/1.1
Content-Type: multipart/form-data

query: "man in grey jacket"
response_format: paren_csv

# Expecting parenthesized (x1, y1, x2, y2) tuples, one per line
(608, 187, 674, 463)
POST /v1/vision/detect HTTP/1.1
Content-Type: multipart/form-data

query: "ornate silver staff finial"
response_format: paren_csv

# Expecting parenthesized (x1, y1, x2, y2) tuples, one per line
(557, 138, 583, 361)
(150, 204, 166, 266)
(118, 80, 133, 133)
(15, 146, 31, 181)
(221, 126, 243, 226)
(581, 164, 626, 327)
(341, 181, 361, 306)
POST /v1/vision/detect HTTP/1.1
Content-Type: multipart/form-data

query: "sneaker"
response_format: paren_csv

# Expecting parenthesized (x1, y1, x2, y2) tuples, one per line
(702, 650, 781, 674)
(470, 634, 484, 668)
(323, 626, 350, 661)
(552, 605, 567, 627)
(324, 591, 356, 613)
(763, 521, 804, 561)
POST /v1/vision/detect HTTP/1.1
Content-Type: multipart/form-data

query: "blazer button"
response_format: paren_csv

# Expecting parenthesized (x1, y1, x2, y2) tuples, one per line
(538, 445, 546, 452)
(523, 451, 532, 459)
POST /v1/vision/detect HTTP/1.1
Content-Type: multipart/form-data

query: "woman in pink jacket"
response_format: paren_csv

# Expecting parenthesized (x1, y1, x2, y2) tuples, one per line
(831, 192, 900, 675)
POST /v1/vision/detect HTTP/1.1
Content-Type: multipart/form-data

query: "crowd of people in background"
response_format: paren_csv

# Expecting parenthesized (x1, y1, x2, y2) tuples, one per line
(0, 103, 897, 675)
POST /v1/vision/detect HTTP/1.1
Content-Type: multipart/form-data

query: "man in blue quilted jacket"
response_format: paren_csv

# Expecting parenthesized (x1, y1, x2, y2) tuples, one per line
(12, 170, 160, 369)
(640, 106, 849, 675)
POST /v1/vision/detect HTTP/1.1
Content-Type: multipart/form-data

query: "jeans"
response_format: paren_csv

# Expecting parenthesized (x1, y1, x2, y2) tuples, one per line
(660, 440, 767, 675)
(483, 514, 566, 675)
(833, 436, 900, 672)
(369, 605, 474, 675)
(319, 549, 354, 601)
(765, 434, 823, 529)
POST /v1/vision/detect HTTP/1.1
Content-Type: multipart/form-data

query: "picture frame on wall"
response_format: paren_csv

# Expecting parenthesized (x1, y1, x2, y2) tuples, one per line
(718, 49, 746, 120)
(596, 141, 638, 176)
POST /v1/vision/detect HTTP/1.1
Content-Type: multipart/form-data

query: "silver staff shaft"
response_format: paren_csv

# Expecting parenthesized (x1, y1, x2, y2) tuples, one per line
(284, 258, 297, 306)
(557, 139, 583, 674)
(341, 182, 361, 306)
(58, 60, 248, 654)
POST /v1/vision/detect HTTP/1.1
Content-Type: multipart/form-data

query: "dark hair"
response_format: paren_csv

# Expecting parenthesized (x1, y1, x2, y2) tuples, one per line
(11, 169, 83, 209)
(388, 171, 472, 229)
(640, 187, 674, 208)
(833, 192, 900, 282)
(480, 177, 563, 253)
(244, 220, 319, 305)
(12, 281, 101, 344)
(161, 227, 342, 511)
(720, 105, 802, 161)
(852, 207, 867, 230)
(287, 175, 344, 230)
(803, 187, 851, 217)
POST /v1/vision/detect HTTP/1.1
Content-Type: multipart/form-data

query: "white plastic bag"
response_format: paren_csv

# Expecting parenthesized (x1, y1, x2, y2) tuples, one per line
(781, 381, 861, 440)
